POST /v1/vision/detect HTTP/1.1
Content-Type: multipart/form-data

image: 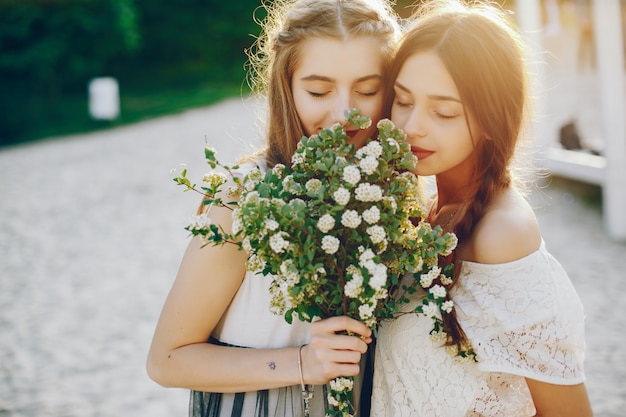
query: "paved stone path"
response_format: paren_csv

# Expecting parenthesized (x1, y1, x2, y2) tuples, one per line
(1, 94, 625, 416)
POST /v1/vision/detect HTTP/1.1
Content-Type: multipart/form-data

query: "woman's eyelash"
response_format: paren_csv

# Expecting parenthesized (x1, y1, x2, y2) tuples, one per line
(435, 112, 457, 119)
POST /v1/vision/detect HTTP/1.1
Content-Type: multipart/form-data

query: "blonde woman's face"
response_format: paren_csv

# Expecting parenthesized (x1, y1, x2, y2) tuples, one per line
(291, 37, 386, 149)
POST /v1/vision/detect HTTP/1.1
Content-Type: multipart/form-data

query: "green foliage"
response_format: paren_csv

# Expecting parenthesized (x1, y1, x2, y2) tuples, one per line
(0, 0, 139, 86)
(115, 0, 261, 85)
(0, 0, 140, 144)
(0, 0, 260, 146)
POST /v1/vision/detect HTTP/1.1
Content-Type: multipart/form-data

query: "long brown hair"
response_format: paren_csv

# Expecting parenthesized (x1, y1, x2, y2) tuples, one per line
(247, 0, 400, 167)
(390, 0, 530, 349)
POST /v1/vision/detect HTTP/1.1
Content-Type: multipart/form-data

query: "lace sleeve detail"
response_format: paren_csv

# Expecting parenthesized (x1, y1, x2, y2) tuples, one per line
(453, 242, 586, 385)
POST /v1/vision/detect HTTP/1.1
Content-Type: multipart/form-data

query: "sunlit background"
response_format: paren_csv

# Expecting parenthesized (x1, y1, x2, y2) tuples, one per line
(1, 1, 625, 416)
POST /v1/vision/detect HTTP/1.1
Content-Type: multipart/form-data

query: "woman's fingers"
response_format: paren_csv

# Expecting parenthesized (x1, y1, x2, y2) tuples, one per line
(300, 344, 363, 384)
(311, 316, 372, 340)
(301, 316, 373, 384)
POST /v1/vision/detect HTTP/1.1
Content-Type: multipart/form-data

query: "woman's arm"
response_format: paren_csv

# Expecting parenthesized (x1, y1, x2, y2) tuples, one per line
(146, 205, 371, 393)
(525, 379, 593, 417)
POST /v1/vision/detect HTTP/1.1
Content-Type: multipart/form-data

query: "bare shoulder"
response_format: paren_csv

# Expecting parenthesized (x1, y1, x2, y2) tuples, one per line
(470, 188, 541, 264)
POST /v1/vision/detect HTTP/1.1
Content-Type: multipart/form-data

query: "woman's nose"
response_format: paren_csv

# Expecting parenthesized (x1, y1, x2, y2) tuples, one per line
(403, 109, 427, 139)
(330, 92, 352, 125)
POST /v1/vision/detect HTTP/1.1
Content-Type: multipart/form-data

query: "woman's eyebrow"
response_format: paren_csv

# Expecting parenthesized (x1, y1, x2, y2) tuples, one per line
(300, 74, 382, 83)
(394, 81, 461, 103)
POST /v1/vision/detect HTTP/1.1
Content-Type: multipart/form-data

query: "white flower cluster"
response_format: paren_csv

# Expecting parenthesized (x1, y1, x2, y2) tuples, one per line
(354, 183, 383, 202)
(420, 266, 441, 288)
(189, 213, 211, 229)
(422, 301, 439, 318)
(359, 156, 378, 175)
(231, 211, 243, 235)
(282, 175, 299, 194)
(327, 395, 340, 408)
(416, 265, 456, 318)
(341, 210, 362, 229)
(344, 267, 363, 298)
(225, 185, 241, 198)
(366, 225, 386, 244)
(342, 166, 361, 185)
(440, 275, 454, 286)
(269, 232, 290, 253)
(330, 377, 354, 392)
(362, 206, 380, 224)
(441, 300, 454, 313)
(333, 187, 351, 206)
(264, 218, 279, 232)
(321, 235, 340, 254)
(186, 213, 215, 244)
(317, 214, 335, 233)
(200, 171, 222, 185)
(429, 284, 446, 299)
(272, 163, 286, 176)
(291, 152, 305, 165)
(246, 254, 265, 273)
(243, 167, 264, 191)
(443, 233, 458, 257)
(305, 178, 322, 194)
(430, 330, 448, 344)
(279, 260, 301, 286)
(358, 140, 383, 158)
(359, 304, 375, 322)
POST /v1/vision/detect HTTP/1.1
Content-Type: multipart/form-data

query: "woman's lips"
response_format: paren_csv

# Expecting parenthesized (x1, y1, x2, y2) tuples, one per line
(411, 145, 434, 161)
(345, 129, 358, 139)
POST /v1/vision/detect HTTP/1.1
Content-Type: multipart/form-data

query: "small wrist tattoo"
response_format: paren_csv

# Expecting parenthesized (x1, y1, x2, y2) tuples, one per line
(267, 361, 276, 370)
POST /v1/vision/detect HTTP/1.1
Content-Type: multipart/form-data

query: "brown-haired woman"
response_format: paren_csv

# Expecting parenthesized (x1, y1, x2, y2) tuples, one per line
(372, 1, 593, 416)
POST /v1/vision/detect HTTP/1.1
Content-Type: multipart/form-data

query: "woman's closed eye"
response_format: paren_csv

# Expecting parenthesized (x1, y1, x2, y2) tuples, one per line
(432, 103, 462, 120)
(307, 90, 329, 98)
(393, 99, 413, 108)
(434, 111, 459, 120)
(358, 89, 380, 97)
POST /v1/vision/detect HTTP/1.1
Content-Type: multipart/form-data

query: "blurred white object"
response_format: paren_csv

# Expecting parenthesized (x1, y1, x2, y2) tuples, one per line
(89, 77, 120, 120)
(544, 0, 561, 37)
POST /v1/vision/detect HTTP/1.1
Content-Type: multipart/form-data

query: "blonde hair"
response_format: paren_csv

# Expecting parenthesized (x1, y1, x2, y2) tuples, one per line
(390, 0, 530, 350)
(247, 0, 400, 167)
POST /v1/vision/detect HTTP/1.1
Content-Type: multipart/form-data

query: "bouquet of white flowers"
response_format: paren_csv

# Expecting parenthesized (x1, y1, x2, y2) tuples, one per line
(173, 109, 459, 417)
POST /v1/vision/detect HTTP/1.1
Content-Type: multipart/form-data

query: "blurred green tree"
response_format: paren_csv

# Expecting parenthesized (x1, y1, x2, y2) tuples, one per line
(0, 0, 139, 144)
(111, 0, 261, 89)
(0, 0, 264, 145)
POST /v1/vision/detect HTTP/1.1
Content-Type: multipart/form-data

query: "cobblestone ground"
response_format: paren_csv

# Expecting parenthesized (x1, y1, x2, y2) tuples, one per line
(1, 96, 625, 417)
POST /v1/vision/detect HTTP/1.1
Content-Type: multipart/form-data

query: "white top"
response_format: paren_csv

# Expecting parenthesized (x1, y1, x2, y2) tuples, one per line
(195, 161, 320, 417)
(371, 240, 586, 417)
(203, 161, 370, 417)
(213, 267, 311, 348)
(212, 160, 312, 349)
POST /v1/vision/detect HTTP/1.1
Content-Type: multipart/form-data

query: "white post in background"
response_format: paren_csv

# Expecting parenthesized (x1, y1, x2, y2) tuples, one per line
(515, 0, 548, 150)
(592, 0, 626, 240)
(89, 77, 120, 121)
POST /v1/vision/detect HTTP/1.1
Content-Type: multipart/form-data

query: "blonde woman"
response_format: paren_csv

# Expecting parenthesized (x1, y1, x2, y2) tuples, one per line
(147, 1, 400, 416)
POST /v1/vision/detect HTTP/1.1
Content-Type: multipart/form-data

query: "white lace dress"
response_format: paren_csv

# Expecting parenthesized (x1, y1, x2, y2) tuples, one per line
(371, 240, 586, 417)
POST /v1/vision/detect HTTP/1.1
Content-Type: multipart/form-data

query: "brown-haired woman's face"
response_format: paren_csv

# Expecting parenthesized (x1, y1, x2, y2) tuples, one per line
(291, 37, 386, 149)
(391, 51, 476, 177)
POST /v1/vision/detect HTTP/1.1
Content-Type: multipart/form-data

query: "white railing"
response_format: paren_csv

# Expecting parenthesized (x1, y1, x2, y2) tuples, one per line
(517, 0, 626, 240)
